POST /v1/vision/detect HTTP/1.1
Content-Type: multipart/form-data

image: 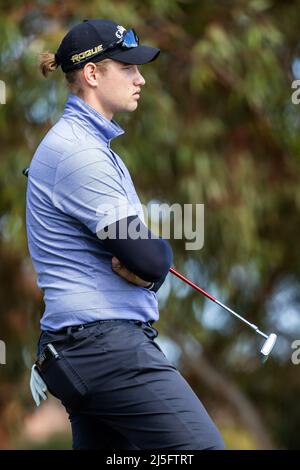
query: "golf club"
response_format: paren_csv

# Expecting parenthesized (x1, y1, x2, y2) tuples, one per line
(169, 267, 277, 362)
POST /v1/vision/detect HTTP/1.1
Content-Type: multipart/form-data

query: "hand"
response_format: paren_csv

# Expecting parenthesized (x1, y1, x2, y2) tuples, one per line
(30, 364, 48, 406)
(111, 257, 153, 288)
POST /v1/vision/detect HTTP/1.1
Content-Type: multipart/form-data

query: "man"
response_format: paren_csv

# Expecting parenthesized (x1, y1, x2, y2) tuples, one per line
(26, 19, 224, 450)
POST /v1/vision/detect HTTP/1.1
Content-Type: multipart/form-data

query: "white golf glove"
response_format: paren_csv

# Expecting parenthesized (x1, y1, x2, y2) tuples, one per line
(30, 364, 48, 406)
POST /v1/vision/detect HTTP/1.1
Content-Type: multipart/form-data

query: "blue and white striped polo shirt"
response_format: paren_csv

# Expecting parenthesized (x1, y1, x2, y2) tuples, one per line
(26, 94, 158, 331)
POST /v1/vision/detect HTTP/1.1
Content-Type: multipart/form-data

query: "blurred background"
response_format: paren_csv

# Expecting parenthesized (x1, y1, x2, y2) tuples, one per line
(1, 0, 300, 450)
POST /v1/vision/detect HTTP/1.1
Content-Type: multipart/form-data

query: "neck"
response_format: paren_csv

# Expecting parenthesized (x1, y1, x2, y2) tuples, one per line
(78, 92, 113, 121)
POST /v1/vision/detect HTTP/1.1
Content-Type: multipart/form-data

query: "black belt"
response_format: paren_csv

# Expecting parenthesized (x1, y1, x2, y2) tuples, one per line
(47, 319, 154, 335)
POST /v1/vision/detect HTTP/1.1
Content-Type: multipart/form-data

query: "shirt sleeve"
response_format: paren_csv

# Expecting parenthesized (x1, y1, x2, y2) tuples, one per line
(100, 215, 173, 286)
(52, 146, 138, 234)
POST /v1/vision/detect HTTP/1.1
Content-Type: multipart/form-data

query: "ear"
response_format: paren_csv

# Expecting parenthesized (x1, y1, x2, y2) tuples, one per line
(82, 62, 99, 87)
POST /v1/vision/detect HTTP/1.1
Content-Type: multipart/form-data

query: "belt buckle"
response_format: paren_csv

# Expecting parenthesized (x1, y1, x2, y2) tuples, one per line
(67, 324, 84, 335)
(71, 324, 84, 333)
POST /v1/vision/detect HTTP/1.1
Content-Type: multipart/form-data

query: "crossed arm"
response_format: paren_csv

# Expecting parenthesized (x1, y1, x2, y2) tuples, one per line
(100, 215, 173, 292)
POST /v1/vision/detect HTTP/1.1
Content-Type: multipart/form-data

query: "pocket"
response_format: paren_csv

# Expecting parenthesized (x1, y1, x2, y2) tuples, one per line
(39, 351, 88, 409)
(136, 338, 173, 373)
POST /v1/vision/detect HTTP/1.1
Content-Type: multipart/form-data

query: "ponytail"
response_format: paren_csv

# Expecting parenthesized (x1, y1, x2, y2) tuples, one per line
(38, 52, 60, 77)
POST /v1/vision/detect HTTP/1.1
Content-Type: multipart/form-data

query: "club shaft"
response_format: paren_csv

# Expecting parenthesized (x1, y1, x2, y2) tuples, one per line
(169, 267, 268, 339)
(214, 298, 268, 339)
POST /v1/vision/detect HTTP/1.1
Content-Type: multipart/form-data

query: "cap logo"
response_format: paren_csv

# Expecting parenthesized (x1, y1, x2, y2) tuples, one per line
(115, 25, 126, 39)
(71, 44, 104, 63)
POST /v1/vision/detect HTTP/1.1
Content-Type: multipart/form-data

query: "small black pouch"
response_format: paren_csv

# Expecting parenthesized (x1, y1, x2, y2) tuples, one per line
(36, 343, 88, 409)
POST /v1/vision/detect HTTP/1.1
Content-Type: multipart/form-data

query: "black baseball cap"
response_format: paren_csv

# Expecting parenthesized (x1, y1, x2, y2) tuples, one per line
(55, 19, 160, 73)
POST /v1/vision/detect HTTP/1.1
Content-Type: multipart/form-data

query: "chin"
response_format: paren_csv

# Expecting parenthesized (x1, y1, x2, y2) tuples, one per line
(116, 103, 138, 114)
(128, 102, 138, 111)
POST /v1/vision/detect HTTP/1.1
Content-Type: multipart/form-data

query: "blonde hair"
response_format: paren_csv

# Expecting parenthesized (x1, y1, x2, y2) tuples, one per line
(38, 52, 112, 96)
(38, 52, 59, 77)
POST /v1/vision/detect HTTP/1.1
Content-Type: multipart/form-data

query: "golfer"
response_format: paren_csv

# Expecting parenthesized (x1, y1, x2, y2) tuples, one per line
(26, 19, 224, 450)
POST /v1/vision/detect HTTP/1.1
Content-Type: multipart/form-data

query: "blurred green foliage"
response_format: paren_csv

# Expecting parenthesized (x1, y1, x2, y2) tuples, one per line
(1, 0, 300, 450)
(14, 432, 72, 450)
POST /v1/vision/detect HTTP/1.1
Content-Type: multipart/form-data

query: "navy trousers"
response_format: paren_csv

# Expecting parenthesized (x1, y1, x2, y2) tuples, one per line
(37, 320, 224, 450)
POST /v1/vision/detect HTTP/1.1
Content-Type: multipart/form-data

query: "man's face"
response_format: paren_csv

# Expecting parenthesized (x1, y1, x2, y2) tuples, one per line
(95, 60, 146, 118)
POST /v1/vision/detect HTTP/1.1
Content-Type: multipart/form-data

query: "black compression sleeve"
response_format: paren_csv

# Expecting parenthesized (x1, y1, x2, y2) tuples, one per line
(99, 216, 173, 293)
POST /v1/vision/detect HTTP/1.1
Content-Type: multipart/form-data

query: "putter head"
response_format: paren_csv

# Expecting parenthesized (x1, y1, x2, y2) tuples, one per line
(260, 333, 277, 363)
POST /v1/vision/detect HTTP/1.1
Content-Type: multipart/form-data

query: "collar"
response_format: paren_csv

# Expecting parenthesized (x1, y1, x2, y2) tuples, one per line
(63, 94, 125, 144)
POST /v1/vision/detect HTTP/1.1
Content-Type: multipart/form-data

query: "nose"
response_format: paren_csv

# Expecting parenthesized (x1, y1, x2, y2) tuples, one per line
(134, 66, 146, 86)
